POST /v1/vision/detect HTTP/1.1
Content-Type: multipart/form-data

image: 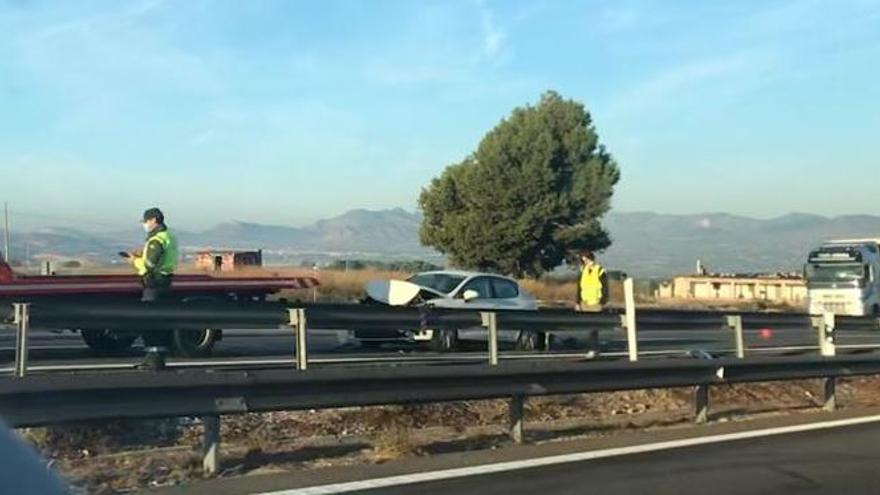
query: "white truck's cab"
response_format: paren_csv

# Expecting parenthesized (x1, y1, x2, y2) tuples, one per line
(806, 239, 880, 317)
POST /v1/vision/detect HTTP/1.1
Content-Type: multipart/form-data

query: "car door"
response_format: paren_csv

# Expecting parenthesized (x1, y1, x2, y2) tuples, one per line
(488, 277, 523, 310)
(443, 275, 495, 340)
(487, 276, 534, 342)
(454, 276, 495, 308)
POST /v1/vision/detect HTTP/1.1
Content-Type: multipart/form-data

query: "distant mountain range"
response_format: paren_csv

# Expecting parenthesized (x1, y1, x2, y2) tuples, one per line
(602, 212, 880, 276)
(6, 209, 880, 277)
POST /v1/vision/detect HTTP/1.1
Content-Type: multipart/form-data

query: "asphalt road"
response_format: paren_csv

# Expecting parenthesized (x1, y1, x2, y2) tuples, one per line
(1, 324, 879, 371)
(159, 412, 880, 495)
(354, 419, 880, 495)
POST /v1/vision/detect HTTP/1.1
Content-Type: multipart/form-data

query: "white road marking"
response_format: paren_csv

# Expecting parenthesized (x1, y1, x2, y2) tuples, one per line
(256, 414, 880, 495)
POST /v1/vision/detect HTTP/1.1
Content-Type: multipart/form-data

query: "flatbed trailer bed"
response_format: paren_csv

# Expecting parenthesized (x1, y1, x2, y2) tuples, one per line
(0, 260, 319, 356)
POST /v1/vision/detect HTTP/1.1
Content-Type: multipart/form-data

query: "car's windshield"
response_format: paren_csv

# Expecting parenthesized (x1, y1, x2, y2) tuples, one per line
(407, 273, 466, 294)
(806, 263, 865, 283)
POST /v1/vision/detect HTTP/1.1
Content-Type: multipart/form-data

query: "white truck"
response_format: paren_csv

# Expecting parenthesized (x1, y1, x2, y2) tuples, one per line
(806, 239, 880, 317)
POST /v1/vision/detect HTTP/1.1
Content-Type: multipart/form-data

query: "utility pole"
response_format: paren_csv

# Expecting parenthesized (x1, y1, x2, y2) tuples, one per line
(3, 202, 9, 263)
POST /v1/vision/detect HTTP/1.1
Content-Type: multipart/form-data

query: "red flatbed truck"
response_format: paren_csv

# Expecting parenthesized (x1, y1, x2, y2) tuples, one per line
(0, 259, 319, 357)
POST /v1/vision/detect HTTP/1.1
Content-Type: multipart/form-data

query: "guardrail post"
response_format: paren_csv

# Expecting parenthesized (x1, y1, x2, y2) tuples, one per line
(694, 384, 709, 424)
(13, 303, 30, 378)
(623, 278, 638, 362)
(823, 377, 836, 412)
(726, 315, 745, 359)
(509, 395, 525, 443)
(813, 312, 836, 357)
(140, 346, 167, 371)
(288, 308, 308, 370)
(202, 415, 221, 476)
(481, 312, 499, 366)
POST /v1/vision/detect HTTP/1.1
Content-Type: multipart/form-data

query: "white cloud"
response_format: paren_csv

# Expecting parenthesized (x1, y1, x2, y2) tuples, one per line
(480, 6, 505, 59)
(605, 52, 761, 117)
(359, 2, 513, 87)
(11, 0, 221, 115)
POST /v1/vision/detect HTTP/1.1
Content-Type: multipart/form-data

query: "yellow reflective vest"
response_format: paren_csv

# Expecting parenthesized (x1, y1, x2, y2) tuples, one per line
(579, 264, 606, 306)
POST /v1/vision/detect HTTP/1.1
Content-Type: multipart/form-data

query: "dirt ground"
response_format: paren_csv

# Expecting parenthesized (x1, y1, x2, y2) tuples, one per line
(19, 376, 880, 494)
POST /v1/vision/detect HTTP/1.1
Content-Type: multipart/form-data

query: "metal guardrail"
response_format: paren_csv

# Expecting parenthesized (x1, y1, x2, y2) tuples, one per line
(3, 354, 880, 475)
(3, 355, 879, 428)
(4, 286, 880, 377)
(1, 279, 879, 475)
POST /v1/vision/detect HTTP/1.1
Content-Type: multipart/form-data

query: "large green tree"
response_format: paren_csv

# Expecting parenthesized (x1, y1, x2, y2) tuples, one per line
(419, 91, 620, 278)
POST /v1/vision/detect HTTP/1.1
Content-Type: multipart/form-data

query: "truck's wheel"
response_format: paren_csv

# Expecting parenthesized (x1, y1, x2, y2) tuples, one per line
(430, 329, 458, 352)
(81, 329, 137, 353)
(515, 330, 547, 352)
(171, 328, 219, 358)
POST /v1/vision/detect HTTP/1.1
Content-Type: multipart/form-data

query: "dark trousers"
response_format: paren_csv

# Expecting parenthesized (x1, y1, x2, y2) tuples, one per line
(141, 274, 173, 302)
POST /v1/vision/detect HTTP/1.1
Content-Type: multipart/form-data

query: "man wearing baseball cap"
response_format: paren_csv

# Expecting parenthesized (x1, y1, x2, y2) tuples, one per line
(124, 208, 179, 302)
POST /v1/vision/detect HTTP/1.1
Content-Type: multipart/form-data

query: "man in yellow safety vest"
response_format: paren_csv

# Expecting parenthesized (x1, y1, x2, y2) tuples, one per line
(123, 208, 179, 302)
(577, 250, 608, 311)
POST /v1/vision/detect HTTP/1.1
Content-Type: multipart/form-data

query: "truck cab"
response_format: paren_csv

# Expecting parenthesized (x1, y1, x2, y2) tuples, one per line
(806, 239, 880, 317)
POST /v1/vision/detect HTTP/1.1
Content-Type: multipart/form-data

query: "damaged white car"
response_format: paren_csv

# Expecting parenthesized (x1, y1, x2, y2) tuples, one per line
(358, 270, 542, 352)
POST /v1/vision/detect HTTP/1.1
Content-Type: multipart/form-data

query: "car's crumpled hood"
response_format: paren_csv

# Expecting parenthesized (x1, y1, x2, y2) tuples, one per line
(365, 279, 445, 306)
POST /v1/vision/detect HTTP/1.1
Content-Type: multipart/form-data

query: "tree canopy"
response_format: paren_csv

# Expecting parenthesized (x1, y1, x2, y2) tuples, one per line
(418, 91, 620, 278)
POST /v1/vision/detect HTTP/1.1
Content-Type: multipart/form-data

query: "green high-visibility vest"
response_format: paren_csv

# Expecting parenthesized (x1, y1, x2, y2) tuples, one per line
(134, 229, 178, 276)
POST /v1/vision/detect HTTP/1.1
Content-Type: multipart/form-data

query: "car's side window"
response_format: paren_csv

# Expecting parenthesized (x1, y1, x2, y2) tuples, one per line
(460, 277, 494, 299)
(491, 278, 519, 299)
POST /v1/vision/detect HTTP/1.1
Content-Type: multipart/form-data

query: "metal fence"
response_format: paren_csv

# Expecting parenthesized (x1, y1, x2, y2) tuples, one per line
(2, 278, 880, 476)
(4, 282, 880, 376)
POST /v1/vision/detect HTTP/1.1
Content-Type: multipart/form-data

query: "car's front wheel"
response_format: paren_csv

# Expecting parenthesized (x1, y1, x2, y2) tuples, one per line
(430, 329, 458, 352)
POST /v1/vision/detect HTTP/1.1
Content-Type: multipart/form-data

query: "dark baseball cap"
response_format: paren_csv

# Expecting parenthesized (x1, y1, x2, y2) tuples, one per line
(142, 208, 165, 223)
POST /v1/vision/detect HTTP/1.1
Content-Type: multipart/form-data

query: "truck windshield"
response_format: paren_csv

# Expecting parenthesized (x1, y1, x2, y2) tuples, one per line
(407, 273, 466, 294)
(806, 263, 865, 284)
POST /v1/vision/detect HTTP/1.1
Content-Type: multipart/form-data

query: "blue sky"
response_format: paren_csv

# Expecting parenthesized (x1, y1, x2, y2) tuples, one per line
(1, 0, 879, 231)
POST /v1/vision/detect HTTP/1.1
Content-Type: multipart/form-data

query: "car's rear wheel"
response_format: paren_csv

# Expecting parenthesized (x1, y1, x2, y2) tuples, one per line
(81, 329, 137, 353)
(430, 329, 458, 352)
(515, 330, 546, 352)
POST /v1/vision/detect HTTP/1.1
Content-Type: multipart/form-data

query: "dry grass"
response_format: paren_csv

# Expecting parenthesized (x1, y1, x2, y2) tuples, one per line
(40, 265, 802, 312)
(519, 278, 577, 305)
(368, 406, 416, 462)
(312, 269, 408, 302)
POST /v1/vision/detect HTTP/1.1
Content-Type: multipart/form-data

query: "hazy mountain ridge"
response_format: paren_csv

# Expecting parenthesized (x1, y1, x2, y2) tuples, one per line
(7, 209, 880, 277)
